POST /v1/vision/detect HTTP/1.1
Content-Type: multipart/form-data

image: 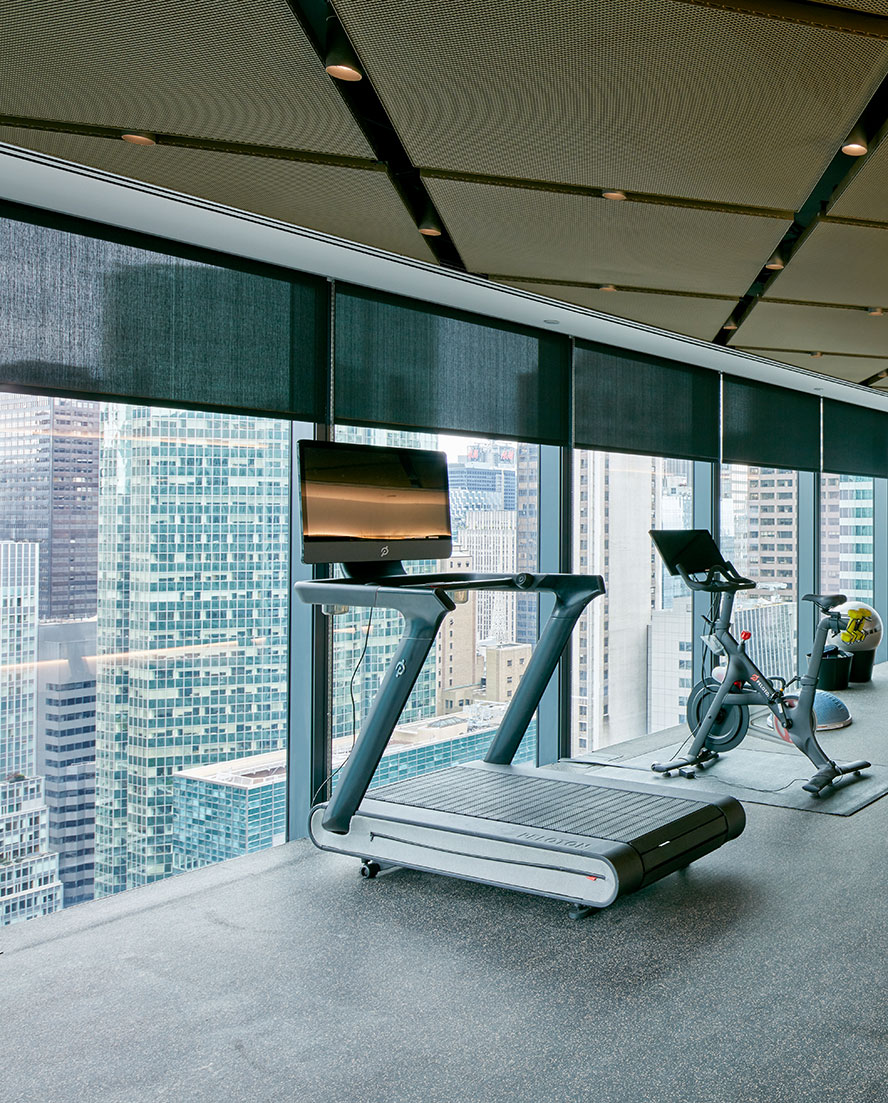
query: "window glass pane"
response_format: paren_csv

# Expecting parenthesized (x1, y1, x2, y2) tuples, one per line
(720, 464, 798, 676)
(820, 474, 874, 603)
(0, 393, 293, 925)
(571, 450, 694, 754)
(329, 427, 540, 788)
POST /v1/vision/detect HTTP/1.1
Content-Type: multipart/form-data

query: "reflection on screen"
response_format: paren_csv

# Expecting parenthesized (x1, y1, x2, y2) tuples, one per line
(300, 444, 451, 543)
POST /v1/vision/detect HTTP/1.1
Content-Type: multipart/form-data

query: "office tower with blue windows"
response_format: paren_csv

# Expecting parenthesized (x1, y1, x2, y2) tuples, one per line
(93, 407, 290, 895)
(0, 541, 62, 925)
(172, 751, 287, 872)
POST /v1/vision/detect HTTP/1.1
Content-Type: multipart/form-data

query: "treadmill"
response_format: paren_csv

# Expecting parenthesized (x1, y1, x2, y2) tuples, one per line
(295, 439, 744, 917)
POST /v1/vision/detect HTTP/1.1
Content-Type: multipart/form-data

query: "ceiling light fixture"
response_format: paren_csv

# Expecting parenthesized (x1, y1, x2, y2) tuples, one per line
(867, 306, 884, 316)
(765, 250, 785, 271)
(601, 190, 627, 201)
(418, 206, 443, 237)
(120, 132, 156, 146)
(324, 21, 362, 81)
(841, 126, 868, 156)
(723, 316, 738, 331)
(811, 351, 823, 358)
(598, 284, 616, 291)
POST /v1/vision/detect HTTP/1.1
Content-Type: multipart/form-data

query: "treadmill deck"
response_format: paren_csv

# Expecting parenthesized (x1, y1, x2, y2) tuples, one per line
(369, 764, 712, 845)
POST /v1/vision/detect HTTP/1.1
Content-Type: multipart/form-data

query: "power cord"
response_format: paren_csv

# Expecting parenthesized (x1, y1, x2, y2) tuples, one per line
(311, 600, 377, 807)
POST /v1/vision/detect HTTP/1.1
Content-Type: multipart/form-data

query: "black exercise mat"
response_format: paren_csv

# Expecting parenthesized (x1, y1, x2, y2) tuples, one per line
(569, 737, 888, 816)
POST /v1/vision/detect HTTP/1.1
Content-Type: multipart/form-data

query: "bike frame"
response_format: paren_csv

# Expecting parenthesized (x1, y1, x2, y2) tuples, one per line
(692, 586, 845, 770)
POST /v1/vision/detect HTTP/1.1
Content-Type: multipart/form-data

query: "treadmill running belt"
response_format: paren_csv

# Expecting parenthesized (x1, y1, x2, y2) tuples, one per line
(369, 766, 710, 843)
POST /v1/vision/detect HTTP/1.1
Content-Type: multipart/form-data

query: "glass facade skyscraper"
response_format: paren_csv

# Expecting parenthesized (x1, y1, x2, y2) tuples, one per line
(93, 406, 290, 895)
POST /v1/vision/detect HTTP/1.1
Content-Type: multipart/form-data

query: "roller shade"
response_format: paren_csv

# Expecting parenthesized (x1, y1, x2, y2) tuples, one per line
(573, 341, 719, 460)
(334, 285, 570, 444)
(0, 213, 328, 420)
(823, 399, 888, 477)
(722, 376, 820, 471)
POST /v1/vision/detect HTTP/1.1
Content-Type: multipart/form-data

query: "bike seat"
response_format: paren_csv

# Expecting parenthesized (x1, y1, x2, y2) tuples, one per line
(802, 593, 847, 612)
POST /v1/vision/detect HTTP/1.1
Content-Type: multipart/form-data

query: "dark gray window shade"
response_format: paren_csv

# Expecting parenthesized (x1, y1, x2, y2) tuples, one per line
(0, 216, 327, 420)
(722, 376, 820, 471)
(334, 286, 569, 444)
(823, 399, 888, 477)
(573, 341, 719, 460)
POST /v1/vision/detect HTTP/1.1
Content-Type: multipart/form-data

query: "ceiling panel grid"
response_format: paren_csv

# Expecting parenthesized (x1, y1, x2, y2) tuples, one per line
(335, 0, 888, 208)
(2, 0, 374, 156)
(729, 300, 888, 356)
(499, 281, 737, 340)
(0, 129, 437, 262)
(423, 176, 790, 294)
(763, 219, 888, 306)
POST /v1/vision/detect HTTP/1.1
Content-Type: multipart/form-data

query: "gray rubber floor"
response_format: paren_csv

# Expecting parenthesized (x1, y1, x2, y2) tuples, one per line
(4, 674, 888, 1103)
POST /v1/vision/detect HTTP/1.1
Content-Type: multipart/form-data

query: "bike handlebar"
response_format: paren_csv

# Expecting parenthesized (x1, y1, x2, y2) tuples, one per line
(677, 559, 757, 593)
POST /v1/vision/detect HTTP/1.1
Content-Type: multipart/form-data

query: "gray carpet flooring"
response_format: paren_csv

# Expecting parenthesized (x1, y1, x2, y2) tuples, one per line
(4, 671, 888, 1103)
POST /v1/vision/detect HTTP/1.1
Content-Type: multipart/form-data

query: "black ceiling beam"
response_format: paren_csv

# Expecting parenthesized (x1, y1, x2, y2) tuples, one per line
(714, 63, 888, 349)
(283, 0, 466, 271)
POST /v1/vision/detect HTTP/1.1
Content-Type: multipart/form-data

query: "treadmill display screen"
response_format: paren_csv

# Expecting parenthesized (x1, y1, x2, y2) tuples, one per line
(298, 439, 453, 564)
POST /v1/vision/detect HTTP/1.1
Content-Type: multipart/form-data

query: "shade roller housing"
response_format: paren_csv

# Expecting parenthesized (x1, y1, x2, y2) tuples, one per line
(823, 398, 888, 477)
(722, 376, 820, 471)
(573, 341, 719, 460)
(334, 285, 570, 444)
(0, 212, 328, 420)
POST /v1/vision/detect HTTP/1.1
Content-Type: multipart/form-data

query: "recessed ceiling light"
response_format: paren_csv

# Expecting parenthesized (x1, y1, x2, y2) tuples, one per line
(598, 284, 616, 292)
(723, 317, 738, 331)
(867, 306, 884, 316)
(811, 351, 823, 358)
(325, 23, 362, 81)
(765, 250, 784, 271)
(601, 190, 627, 201)
(418, 206, 443, 237)
(842, 126, 868, 156)
(121, 132, 156, 146)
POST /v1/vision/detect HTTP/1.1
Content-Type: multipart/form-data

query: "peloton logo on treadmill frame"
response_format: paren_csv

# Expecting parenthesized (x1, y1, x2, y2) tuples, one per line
(380, 545, 390, 558)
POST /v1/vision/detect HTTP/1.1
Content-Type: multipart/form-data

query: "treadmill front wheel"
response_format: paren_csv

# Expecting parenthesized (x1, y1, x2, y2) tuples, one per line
(360, 860, 382, 879)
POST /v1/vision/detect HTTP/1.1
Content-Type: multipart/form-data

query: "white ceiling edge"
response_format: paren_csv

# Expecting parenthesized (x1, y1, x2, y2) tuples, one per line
(1, 141, 886, 414)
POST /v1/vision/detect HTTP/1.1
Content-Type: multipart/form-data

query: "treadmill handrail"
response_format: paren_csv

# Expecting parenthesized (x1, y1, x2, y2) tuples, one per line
(294, 571, 605, 834)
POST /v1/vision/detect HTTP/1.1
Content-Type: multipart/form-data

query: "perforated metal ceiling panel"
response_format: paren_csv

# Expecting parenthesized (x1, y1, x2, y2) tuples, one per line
(423, 177, 790, 295)
(829, 139, 888, 221)
(0, 130, 437, 263)
(335, 0, 888, 208)
(763, 220, 888, 306)
(729, 301, 888, 357)
(734, 349, 887, 384)
(2, 0, 374, 156)
(499, 281, 736, 341)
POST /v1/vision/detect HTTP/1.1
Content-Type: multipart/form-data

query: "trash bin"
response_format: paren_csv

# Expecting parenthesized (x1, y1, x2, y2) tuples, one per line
(813, 647, 852, 691)
(848, 649, 876, 683)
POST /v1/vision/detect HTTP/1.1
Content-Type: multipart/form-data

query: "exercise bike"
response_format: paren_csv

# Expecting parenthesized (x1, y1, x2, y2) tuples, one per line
(650, 529, 871, 797)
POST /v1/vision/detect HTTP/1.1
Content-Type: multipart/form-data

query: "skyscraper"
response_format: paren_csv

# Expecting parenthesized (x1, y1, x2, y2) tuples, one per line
(93, 407, 290, 895)
(36, 618, 97, 907)
(0, 395, 99, 621)
(0, 540, 62, 924)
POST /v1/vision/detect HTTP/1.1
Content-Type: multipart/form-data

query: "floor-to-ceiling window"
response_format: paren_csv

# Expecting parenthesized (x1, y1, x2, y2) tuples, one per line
(820, 474, 874, 603)
(0, 393, 295, 925)
(324, 427, 540, 788)
(571, 450, 694, 753)
(720, 464, 798, 678)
